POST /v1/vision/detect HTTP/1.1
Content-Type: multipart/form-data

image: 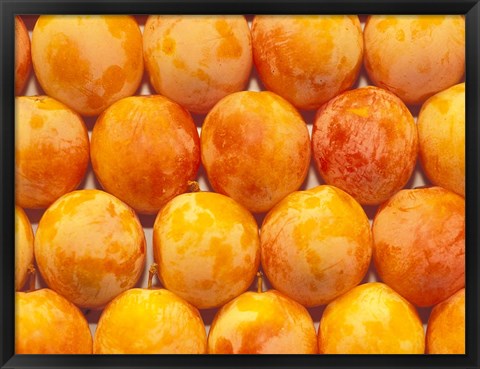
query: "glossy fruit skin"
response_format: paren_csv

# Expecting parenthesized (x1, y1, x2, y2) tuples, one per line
(31, 15, 143, 116)
(208, 290, 317, 354)
(34, 189, 146, 309)
(318, 282, 425, 354)
(15, 206, 34, 291)
(91, 95, 200, 214)
(372, 187, 464, 307)
(426, 288, 465, 354)
(418, 83, 465, 197)
(15, 96, 90, 209)
(312, 86, 418, 205)
(94, 288, 207, 354)
(153, 191, 260, 309)
(364, 15, 465, 105)
(201, 91, 311, 213)
(15, 16, 32, 95)
(143, 15, 252, 114)
(260, 185, 372, 307)
(15, 289, 93, 354)
(252, 15, 363, 110)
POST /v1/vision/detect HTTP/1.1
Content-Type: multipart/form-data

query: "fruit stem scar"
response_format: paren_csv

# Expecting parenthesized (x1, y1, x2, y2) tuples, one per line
(257, 271, 263, 293)
(27, 264, 36, 292)
(187, 180, 200, 193)
(148, 263, 158, 289)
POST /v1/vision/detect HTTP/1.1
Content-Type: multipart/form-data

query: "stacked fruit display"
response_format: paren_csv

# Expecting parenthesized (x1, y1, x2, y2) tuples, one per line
(13, 14, 465, 354)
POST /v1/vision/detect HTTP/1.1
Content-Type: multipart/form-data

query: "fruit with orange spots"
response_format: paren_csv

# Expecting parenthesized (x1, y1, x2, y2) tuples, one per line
(364, 15, 465, 105)
(91, 95, 200, 214)
(15, 288, 92, 353)
(31, 15, 143, 116)
(15, 16, 32, 95)
(426, 288, 465, 354)
(318, 282, 425, 353)
(153, 191, 260, 309)
(418, 83, 465, 197)
(15, 206, 34, 291)
(143, 15, 252, 114)
(34, 189, 146, 309)
(311, 86, 418, 205)
(251, 15, 363, 110)
(372, 187, 464, 307)
(208, 276, 317, 354)
(93, 288, 206, 353)
(201, 91, 310, 213)
(15, 96, 90, 209)
(260, 185, 372, 307)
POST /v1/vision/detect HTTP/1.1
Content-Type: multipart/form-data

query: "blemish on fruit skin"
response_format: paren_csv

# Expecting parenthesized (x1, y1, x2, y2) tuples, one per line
(30, 115, 44, 129)
(162, 36, 176, 55)
(215, 19, 243, 59)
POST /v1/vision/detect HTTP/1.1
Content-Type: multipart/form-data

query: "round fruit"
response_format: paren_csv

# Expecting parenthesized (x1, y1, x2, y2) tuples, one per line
(15, 16, 31, 95)
(94, 288, 207, 353)
(31, 15, 143, 116)
(252, 15, 363, 110)
(364, 15, 465, 105)
(312, 86, 418, 205)
(260, 185, 372, 307)
(318, 282, 425, 353)
(153, 191, 260, 309)
(15, 206, 34, 291)
(91, 95, 200, 214)
(16, 288, 92, 353)
(34, 189, 146, 309)
(201, 91, 310, 213)
(426, 288, 465, 354)
(143, 15, 252, 114)
(15, 96, 90, 209)
(372, 187, 464, 307)
(208, 289, 317, 353)
(418, 83, 465, 197)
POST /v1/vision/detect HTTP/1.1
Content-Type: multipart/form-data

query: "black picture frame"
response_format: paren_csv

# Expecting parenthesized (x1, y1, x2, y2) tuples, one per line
(1, 0, 479, 368)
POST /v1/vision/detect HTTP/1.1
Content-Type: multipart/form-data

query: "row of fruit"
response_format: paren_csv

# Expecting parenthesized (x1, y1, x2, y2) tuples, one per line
(12, 14, 466, 355)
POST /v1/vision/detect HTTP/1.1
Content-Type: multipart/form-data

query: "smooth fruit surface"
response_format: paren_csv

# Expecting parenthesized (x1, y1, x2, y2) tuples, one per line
(252, 15, 363, 110)
(16, 289, 93, 353)
(312, 86, 418, 205)
(318, 282, 425, 353)
(208, 290, 317, 354)
(91, 95, 200, 214)
(94, 288, 207, 354)
(15, 16, 32, 95)
(15, 206, 34, 291)
(153, 192, 260, 309)
(372, 187, 464, 307)
(34, 189, 146, 309)
(260, 185, 372, 307)
(31, 15, 143, 116)
(201, 91, 310, 213)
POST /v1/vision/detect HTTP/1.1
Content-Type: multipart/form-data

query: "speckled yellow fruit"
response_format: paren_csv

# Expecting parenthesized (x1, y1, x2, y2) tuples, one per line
(318, 282, 425, 353)
(34, 190, 146, 309)
(143, 15, 252, 114)
(418, 83, 465, 197)
(201, 91, 310, 213)
(364, 15, 465, 105)
(15, 16, 31, 95)
(311, 86, 418, 206)
(208, 289, 317, 354)
(15, 96, 90, 209)
(16, 289, 92, 353)
(32, 15, 143, 116)
(94, 288, 207, 353)
(426, 288, 465, 354)
(373, 187, 464, 307)
(252, 15, 363, 110)
(153, 192, 260, 309)
(91, 95, 200, 214)
(260, 185, 372, 307)
(15, 206, 34, 291)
